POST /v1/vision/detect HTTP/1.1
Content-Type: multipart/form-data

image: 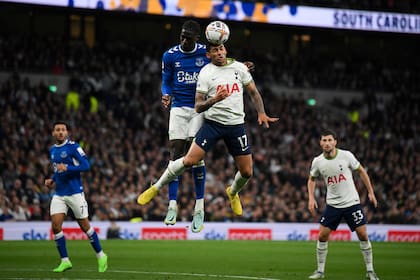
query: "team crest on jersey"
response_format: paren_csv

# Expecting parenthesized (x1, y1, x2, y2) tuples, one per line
(60, 151, 67, 158)
(175, 61, 181, 68)
(195, 58, 205, 67)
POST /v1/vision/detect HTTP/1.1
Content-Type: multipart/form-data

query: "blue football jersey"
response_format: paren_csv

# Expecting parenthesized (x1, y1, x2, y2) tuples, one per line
(161, 43, 209, 108)
(50, 139, 90, 196)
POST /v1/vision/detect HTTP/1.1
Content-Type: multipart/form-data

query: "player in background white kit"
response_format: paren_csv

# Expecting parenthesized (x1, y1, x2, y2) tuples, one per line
(45, 121, 107, 273)
(307, 129, 379, 280)
(138, 41, 278, 220)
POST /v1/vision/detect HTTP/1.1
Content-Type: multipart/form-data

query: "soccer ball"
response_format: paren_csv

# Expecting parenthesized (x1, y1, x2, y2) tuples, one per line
(205, 21, 230, 44)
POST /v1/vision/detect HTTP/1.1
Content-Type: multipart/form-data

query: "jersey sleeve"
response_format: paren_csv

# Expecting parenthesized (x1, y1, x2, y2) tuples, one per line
(196, 66, 210, 96)
(66, 143, 90, 172)
(346, 150, 360, 171)
(309, 158, 320, 178)
(239, 62, 253, 86)
(161, 51, 173, 96)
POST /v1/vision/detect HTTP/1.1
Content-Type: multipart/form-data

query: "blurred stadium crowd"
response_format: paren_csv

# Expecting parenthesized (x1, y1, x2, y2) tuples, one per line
(0, 33, 418, 225)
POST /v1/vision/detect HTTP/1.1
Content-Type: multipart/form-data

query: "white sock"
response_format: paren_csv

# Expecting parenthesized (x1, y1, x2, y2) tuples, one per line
(96, 251, 105, 258)
(195, 198, 204, 211)
(86, 227, 95, 237)
(316, 241, 328, 273)
(54, 231, 64, 240)
(230, 171, 249, 194)
(155, 158, 185, 190)
(360, 240, 374, 271)
(169, 200, 177, 209)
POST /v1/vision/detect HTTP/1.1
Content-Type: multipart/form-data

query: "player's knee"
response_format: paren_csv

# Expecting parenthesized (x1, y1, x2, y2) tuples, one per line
(318, 231, 330, 241)
(240, 168, 253, 178)
(192, 159, 205, 168)
(183, 157, 197, 167)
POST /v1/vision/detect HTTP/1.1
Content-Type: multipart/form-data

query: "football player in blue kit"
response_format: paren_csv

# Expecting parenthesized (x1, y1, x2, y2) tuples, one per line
(158, 20, 208, 232)
(45, 121, 107, 272)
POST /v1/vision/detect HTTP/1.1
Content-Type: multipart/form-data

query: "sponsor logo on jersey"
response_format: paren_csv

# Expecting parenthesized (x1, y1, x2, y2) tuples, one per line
(142, 228, 187, 240)
(60, 151, 67, 158)
(388, 230, 420, 242)
(327, 173, 347, 185)
(310, 229, 351, 241)
(216, 83, 240, 94)
(228, 229, 272, 240)
(177, 71, 199, 84)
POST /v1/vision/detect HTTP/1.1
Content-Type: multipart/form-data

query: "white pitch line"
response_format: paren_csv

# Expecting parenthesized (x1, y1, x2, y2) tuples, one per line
(0, 268, 282, 280)
(111, 269, 281, 280)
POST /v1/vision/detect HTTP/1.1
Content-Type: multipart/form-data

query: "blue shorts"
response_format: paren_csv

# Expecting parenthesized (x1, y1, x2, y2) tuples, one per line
(320, 204, 367, 231)
(194, 119, 252, 156)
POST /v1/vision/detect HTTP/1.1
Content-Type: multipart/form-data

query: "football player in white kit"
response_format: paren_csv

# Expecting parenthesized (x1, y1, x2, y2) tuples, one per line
(307, 129, 379, 280)
(138, 41, 278, 221)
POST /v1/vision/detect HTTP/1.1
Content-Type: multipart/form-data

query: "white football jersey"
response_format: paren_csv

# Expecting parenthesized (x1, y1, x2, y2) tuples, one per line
(196, 58, 253, 125)
(310, 149, 361, 208)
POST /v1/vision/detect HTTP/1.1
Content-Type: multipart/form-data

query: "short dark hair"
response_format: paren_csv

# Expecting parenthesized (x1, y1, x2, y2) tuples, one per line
(53, 120, 69, 130)
(320, 129, 337, 139)
(205, 41, 223, 52)
(182, 20, 201, 36)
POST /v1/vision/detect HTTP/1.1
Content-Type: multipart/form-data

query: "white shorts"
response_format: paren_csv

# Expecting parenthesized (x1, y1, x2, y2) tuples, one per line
(50, 193, 89, 219)
(168, 107, 204, 140)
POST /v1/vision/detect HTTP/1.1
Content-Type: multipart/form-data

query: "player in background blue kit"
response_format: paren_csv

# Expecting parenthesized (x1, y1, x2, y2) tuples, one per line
(45, 121, 108, 273)
(157, 20, 208, 232)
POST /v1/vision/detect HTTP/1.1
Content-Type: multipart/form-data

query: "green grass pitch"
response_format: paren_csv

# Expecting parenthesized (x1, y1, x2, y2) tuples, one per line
(0, 240, 419, 279)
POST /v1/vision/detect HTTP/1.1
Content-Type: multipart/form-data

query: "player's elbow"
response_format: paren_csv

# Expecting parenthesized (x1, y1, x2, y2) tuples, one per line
(195, 105, 204, 113)
(81, 161, 91, 171)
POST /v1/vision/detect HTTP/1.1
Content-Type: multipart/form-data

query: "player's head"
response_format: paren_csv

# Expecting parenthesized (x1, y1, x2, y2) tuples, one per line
(180, 20, 201, 52)
(205, 42, 227, 66)
(52, 121, 69, 144)
(319, 129, 337, 154)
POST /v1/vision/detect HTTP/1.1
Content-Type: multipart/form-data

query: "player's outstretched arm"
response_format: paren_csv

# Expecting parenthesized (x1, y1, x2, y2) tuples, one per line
(243, 61, 255, 72)
(246, 81, 279, 128)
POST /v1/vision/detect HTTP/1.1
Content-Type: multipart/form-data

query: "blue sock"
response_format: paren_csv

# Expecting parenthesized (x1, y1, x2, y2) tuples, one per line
(86, 227, 102, 253)
(168, 177, 180, 201)
(192, 165, 206, 199)
(54, 232, 68, 258)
